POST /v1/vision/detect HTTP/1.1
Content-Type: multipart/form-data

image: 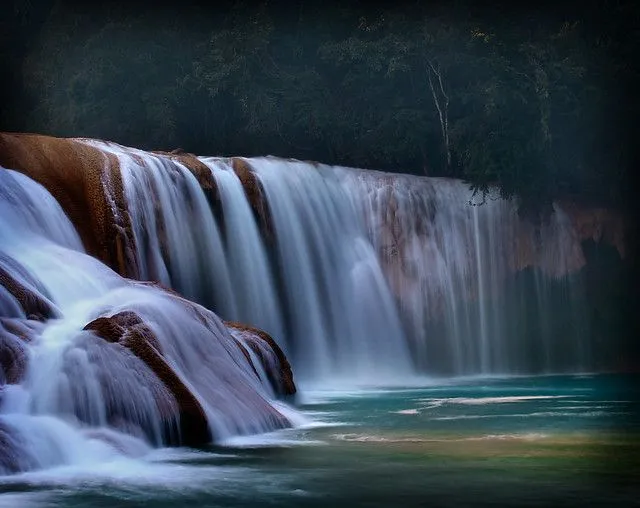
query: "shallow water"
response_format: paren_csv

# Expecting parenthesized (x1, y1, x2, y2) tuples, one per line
(1, 374, 638, 507)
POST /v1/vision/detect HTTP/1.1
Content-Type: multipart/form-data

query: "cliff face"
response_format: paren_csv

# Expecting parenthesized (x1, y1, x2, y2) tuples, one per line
(557, 200, 625, 259)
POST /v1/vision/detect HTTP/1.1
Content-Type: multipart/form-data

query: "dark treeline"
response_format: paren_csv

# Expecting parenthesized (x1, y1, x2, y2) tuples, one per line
(1, 0, 638, 215)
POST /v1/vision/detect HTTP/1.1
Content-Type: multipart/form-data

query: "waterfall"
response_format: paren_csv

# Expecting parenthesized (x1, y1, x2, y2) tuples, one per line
(86, 140, 237, 317)
(203, 158, 285, 343)
(83, 140, 414, 388)
(3, 132, 602, 406)
(70, 139, 595, 380)
(248, 158, 413, 385)
(334, 168, 591, 375)
(0, 132, 614, 481)
(0, 168, 292, 475)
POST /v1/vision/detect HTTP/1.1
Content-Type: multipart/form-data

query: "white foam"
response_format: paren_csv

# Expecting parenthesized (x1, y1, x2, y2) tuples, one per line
(332, 432, 550, 443)
(463, 433, 549, 441)
(145, 447, 238, 463)
(219, 430, 326, 448)
(420, 395, 571, 407)
(430, 410, 618, 421)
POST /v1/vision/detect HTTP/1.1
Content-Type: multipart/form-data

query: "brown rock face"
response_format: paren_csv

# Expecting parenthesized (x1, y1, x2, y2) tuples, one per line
(0, 254, 58, 321)
(225, 321, 296, 397)
(84, 311, 211, 446)
(153, 150, 219, 195)
(558, 201, 626, 259)
(0, 133, 138, 278)
(155, 151, 225, 235)
(231, 158, 274, 242)
(0, 422, 33, 475)
(0, 319, 35, 384)
(84, 311, 162, 351)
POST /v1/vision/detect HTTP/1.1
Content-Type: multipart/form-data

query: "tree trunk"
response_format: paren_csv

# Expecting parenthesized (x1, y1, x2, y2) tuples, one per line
(427, 59, 451, 172)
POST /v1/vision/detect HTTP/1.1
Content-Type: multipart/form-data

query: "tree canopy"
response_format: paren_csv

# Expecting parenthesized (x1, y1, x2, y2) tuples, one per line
(1, 0, 637, 216)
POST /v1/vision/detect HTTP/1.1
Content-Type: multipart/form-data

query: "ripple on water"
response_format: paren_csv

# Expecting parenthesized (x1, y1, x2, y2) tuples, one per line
(331, 432, 550, 443)
(418, 395, 572, 407)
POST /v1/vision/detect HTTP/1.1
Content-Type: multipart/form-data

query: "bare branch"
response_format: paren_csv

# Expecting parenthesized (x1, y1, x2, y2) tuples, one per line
(427, 59, 451, 168)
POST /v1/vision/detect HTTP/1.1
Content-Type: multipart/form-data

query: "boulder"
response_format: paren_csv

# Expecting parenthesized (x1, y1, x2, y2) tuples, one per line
(0, 254, 58, 321)
(225, 320, 296, 397)
(0, 318, 36, 384)
(84, 311, 211, 446)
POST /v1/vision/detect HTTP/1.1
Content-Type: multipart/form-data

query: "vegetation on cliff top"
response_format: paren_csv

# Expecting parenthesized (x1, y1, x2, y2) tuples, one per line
(1, 0, 637, 215)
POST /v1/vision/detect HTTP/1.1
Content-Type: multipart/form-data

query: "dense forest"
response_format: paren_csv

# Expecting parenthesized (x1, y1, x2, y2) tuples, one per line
(1, 0, 638, 216)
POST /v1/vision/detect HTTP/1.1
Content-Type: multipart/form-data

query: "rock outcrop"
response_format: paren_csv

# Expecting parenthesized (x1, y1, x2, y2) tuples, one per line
(84, 310, 211, 446)
(231, 158, 274, 242)
(225, 320, 296, 397)
(79, 291, 294, 446)
(0, 133, 137, 278)
(0, 254, 59, 321)
(0, 318, 38, 385)
(153, 149, 219, 195)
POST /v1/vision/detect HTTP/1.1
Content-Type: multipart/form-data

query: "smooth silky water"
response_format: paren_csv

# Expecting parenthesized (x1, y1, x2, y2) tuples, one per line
(1, 148, 635, 506)
(0, 374, 637, 507)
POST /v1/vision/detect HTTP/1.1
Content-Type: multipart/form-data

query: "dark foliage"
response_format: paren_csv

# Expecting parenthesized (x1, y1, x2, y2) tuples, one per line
(1, 0, 637, 216)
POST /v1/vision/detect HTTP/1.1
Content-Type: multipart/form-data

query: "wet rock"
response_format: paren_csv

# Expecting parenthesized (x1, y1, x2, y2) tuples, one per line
(0, 319, 34, 384)
(0, 254, 58, 321)
(231, 157, 274, 242)
(0, 133, 138, 278)
(558, 200, 625, 259)
(225, 320, 296, 397)
(84, 311, 210, 446)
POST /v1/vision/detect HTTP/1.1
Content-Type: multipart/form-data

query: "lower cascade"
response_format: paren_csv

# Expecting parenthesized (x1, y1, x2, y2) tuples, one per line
(0, 168, 296, 476)
(0, 133, 627, 475)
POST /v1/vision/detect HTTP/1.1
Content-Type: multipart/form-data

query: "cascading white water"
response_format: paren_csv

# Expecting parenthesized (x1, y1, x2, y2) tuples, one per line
(0, 168, 293, 476)
(203, 158, 285, 342)
(72, 139, 594, 381)
(0, 168, 150, 474)
(248, 158, 414, 386)
(333, 167, 591, 375)
(81, 139, 414, 388)
(82, 140, 238, 318)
